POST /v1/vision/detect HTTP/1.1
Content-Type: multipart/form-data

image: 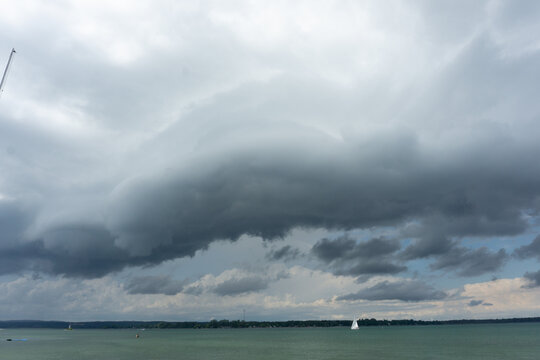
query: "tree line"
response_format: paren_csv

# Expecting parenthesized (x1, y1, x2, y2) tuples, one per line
(2, 317, 540, 329)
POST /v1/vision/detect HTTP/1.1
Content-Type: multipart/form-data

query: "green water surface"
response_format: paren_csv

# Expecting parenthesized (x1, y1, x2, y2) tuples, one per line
(2, 323, 540, 359)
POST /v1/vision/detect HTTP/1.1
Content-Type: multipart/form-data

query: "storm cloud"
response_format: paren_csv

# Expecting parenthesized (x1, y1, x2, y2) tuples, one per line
(514, 236, 540, 261)
(337, 280, 447, 302)
(312, 235, 405, 276)
(266, 245, 301, 262)
(430, 247, 508, 277)
(523, 270, 540, 288)
(313, 236, 401, 263)
(400, 225, 509, 277)
(0, 1, 539, 328)
(180, 268, 290, 297)
(212, 276, 270, 296)
(468, 300, 493, 307)
(1, 118, 535, 279)
(3, 79, 539, 280)
(124, 275, 186, 295)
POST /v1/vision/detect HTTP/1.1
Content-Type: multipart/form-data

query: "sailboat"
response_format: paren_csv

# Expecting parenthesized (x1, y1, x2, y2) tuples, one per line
(351, 316, 359, 330)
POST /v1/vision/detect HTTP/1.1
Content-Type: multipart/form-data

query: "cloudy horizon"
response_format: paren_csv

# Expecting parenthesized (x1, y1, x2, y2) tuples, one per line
(2, 0, 540, 321)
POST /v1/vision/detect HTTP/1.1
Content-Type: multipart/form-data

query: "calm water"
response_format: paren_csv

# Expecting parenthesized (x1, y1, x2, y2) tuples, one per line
(2, 323, 540, 359)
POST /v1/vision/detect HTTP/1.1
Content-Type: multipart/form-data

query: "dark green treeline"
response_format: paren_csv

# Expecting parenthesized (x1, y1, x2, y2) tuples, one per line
(2, 317, 540, 329)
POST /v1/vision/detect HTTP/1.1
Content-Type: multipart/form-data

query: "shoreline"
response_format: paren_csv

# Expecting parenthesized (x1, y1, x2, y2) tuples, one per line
(2, 316, 540, 329)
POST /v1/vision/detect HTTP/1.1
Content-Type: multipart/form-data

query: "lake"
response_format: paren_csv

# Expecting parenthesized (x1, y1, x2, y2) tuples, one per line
(2, 323, 540, 359)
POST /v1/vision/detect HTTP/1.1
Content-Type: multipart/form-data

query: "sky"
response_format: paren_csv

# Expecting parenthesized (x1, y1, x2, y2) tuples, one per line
(1, 0, 540, 322)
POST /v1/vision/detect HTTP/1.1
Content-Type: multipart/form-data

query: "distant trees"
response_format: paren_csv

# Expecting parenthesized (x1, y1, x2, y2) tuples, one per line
(2, 317, 540, 329)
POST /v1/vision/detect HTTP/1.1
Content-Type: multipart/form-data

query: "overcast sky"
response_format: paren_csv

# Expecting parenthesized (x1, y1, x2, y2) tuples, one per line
(1, 0, 540, 321)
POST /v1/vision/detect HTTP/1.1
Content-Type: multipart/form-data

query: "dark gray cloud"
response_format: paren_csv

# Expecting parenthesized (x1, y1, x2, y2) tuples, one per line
(0, 241, 47, 275)
(430, 247, 508, 277)
(514, 236, 540, 260)
(313, 236, 401, 263)
(312, 237, 356, 263)
(184, 269, 290, 297)
(312, 235, 405, 276)
(124, 275, 185, 295)
(337, 280, 447, 302)
(212, 276, 270, 296)
(400, 220, 509, 277)
(0, 202, 31, 245)
(468, 300, 483, 307)
(400, 234, 456, 260)
(523, 270, 540, 288)
(334, 262, 407, 277)
(266, 245, 301, 261)
(0, 223, 130, 278)
(467, 299, 492, 307)
(400, 204, 526, 261)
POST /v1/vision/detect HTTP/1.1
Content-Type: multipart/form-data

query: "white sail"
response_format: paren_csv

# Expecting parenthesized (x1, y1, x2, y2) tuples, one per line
(351, 317, 359, 330)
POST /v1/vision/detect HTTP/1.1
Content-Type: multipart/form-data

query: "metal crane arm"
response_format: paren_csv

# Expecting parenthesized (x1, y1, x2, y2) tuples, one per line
(0, 48, 16, 96)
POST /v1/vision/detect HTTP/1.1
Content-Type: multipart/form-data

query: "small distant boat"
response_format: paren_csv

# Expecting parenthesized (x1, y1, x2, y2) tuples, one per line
(351, 317, 359, 330)
(65, 324, 73, 331)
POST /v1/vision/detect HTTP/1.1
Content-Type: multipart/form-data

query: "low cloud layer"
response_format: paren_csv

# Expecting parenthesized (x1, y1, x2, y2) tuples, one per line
(468, 300, 493, 307)
(514, 236, 540, 261)
(430, 247, 508, 277)
(266, 245, 301, 262)
(338, 280, 447, 302)
(212, 276, 269, 296)
(523, 270, 540, 288)
(125, 275, 186, 295)
(312, 236, 406, 277)
(170, 267, 291, 297)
